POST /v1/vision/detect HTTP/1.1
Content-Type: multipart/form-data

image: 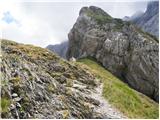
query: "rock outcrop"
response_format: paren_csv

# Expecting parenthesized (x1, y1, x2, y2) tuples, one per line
(124, 1, 159, 38)
(46, 41, 68, 59)
(1, 39, 126, 119)
(67, 6, 159, 102)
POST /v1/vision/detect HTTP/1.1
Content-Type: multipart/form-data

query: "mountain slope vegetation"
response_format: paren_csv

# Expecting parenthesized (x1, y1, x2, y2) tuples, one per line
(78, 58, 159, 119)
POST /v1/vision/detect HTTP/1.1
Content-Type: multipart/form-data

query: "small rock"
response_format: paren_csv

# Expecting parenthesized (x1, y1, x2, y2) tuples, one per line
(35, 110, 38, 114)
(16, 102, 21, 108)
(58, 76, 67, 84)
(12, 93, 18, 98)
(10, 104, 16, 110)
(63, 73, 72, 78)
(27, 113, 31, 118)
(19, 111, 25, 118)
(69, 57, 76, 62)
(35, 77, 43, 84)
(11, 70, 19, 77)
(87, 97, 100, 106)
(13, 97, 22, 102)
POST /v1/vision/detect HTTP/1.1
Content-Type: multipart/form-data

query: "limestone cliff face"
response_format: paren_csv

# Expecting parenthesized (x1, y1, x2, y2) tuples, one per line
(67, 6, 159, 102)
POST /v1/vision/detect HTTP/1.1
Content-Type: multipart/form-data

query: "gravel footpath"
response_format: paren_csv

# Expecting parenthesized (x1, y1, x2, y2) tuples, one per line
(90, 84, 127, 119)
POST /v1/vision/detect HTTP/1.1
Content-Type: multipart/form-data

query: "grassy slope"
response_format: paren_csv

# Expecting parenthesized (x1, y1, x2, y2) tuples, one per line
(77, 58, 159, 119)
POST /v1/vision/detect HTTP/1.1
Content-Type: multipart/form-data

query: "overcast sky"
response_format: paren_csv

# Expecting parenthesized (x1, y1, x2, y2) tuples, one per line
(0, 0, 156, 47)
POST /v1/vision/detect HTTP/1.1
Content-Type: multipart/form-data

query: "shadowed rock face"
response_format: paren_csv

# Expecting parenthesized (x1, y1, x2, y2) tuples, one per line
(67, 6, 159, 102)
(1, 39, 115, 119)
(127, 1, 159, 38)
(46, 41, 68, 59)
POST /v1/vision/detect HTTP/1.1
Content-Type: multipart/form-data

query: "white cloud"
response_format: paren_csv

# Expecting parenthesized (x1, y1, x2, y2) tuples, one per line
(0, 0, 151, 47)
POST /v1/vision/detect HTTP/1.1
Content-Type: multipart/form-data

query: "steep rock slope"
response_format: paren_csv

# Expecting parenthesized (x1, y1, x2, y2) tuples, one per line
(127, 1, 159, 38)
(67, 6, 159, 102)
(1, 39, 126, 119)
(46, 41, 68, 59)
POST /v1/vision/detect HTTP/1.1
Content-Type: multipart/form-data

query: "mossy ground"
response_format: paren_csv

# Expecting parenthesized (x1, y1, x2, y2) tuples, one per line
(77, 58, 159, 119)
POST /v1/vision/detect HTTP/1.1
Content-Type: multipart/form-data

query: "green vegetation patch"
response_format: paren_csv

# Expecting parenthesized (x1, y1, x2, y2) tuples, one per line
(1, 39, 60, 61)
(47, 84, 56, 93)
(1, 39, 18, 46)
(77, 58, 159, 119)
(113, 18, 125, 30)
(87, 9, 112, 25)
(1, 97, 11, 113)
(66, 79, 74, 87)
(10, 77, 21, 85)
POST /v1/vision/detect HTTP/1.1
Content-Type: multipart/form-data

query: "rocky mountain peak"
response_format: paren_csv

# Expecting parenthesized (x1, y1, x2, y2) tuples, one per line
(127, 1, 159, 38)
(147, 1, 159, 16)
(67, 6, 159, 102)
(79, 6, 111, 17)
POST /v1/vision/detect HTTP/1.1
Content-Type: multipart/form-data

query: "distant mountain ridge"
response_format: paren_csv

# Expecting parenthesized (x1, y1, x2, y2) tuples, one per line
(46, 41, 68, 59)
(123, 11, 144, 22)
(123, 1, 159, 38)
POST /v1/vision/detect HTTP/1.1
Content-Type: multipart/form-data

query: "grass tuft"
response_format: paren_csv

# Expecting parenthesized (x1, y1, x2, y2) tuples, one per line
(1, 98, 11, 113)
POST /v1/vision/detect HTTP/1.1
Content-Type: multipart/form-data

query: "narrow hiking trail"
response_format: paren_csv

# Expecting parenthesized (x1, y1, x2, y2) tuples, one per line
(90, 84, 127, 119)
